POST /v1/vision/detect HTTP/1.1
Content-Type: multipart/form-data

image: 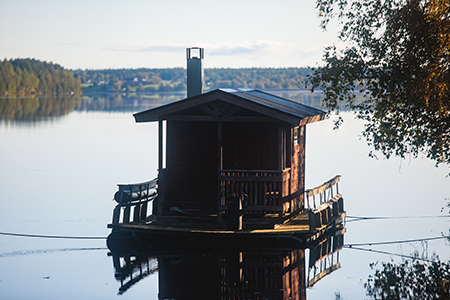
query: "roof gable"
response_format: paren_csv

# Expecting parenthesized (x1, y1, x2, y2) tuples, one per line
(133, 89, 325, 126)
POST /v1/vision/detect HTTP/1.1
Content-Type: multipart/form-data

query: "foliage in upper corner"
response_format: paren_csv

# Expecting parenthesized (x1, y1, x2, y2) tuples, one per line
(0, 58, 81, 95)
(309, 0, 450, 167)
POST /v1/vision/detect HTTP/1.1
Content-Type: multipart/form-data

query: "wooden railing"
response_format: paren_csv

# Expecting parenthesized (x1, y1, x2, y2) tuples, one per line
(218, 169, 290, 216)
(305, 175, 341, 209)
(305, 175, 344, 231)
(111, 178, 158, 225)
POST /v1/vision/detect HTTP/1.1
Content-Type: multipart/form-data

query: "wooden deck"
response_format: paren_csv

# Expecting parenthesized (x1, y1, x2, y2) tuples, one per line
(108, 207, 344, 240)
(108, 202, 344, 233)
(107, 175, 345, 252)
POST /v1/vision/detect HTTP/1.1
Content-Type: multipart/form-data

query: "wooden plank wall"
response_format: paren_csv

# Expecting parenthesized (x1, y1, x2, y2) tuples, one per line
(222, 122, 278, 171)
(292, 126, 306, 212)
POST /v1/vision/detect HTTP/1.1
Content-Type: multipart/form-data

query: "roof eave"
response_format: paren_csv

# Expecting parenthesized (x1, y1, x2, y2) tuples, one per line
(133, 90, 221, 123)
(297, 113, 326, 126)
(133, 89, 326, 125)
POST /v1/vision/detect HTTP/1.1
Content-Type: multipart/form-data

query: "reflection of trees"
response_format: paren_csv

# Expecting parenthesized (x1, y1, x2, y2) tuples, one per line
(0, 95, 82, 121)
(0, 94, 185, 122)
(272, 90, 365, 111)
(77, 93, 183, 112)
(365, 256, 450, 299)
(364, 203, 450, 299)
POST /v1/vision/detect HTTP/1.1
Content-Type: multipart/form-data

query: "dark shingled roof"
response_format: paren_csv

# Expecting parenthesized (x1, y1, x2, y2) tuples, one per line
(134, 88, 325, 126)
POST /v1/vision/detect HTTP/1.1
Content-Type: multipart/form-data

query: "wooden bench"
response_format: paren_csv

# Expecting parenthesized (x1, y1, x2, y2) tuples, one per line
(112, 178, 158, 225)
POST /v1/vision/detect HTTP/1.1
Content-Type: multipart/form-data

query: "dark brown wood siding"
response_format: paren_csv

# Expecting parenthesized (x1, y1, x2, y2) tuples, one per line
(285, 125, 306, 212)
(222, 122, 278, 171)
(297, 126, 306, 209)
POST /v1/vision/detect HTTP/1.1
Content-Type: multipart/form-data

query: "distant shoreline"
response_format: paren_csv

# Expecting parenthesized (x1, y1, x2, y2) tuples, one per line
(81, 88, 317, 95)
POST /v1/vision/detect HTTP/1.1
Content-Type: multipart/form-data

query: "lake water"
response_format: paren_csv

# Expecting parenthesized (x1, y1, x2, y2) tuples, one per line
(0, 92, 449, 299)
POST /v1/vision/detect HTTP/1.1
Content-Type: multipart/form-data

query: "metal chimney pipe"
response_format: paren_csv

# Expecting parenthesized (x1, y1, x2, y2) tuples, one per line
(186, 47, 204, 98)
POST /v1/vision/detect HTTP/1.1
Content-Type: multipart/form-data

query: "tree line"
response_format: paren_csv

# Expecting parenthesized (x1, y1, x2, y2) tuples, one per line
(0, 58, 81, 95)
(0, 59, 312, 94)
(72, 67, 311, 93)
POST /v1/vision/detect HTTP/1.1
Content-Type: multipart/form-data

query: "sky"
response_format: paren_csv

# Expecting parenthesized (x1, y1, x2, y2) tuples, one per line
(0, 0, 341, 70)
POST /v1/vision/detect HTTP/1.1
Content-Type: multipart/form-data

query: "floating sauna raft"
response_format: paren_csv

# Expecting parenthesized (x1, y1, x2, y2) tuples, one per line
(107, 49, 346, 252)
(107, 175, 345, 252)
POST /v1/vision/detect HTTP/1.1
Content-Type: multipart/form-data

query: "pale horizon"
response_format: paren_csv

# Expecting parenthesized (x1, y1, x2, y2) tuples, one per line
(0, 0, 341, 70)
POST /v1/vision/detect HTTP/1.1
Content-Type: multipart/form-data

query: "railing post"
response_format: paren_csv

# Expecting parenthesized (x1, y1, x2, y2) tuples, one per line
(123, 205, 131, 223)
(112, 206, 121, 224)
(226, 193, 243, 231)
(133, 204, 141, 223)
(308, 209, 316, 231)
(140, 202, 148, 221)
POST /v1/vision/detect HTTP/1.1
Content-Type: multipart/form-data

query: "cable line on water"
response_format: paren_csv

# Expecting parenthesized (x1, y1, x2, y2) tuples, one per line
(0, 231, 107, 240)
(343, 246, 437, 263)
(346, 215, 450, 222)
(345, 235, 450, 247)
(0, 247, 107, 258)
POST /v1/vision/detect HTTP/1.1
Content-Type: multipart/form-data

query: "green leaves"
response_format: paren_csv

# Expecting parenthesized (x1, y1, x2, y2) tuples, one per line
(310, 0, 450, 168)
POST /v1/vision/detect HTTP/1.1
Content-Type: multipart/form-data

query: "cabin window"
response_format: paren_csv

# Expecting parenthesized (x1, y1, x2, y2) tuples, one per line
(294, 128, 299, 145)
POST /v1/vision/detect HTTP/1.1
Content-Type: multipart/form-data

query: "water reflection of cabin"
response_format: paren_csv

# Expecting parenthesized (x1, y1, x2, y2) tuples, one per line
(134, 88, 324, 229)
(113, 248, 307, 299)
(111, 229, 345, 297)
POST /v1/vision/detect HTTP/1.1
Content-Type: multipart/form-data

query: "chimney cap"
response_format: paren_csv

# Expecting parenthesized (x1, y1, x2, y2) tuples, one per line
(187, 47, 204, 59)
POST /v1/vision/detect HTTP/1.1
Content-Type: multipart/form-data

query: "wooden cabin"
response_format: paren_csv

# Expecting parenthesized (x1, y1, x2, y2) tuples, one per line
(133, 87, 325, 229)
(107, 48, 345, 251)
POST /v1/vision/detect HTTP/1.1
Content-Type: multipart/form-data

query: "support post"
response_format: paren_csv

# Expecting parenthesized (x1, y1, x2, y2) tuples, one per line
(278, 125, 284, 171)
(227, 193, 243, 231)
(157, 119, 164, 215)
(218, 121, 223, 220)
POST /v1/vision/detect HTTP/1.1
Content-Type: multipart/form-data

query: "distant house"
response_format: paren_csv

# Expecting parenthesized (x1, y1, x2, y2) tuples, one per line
(123, 77, 139, 84)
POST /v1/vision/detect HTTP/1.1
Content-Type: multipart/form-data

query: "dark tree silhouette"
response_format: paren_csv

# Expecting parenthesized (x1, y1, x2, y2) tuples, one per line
(309, 0, 450, 168)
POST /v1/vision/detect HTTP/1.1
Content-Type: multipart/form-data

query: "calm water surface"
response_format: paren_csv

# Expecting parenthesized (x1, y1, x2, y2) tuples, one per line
(0, 92, 449, 299)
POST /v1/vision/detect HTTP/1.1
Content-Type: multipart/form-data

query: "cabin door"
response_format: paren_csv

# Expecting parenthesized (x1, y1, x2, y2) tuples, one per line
(165, 121, 218, 211)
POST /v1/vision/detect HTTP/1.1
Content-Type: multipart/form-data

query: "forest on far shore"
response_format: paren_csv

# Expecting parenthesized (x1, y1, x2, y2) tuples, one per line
(73, 67, 312, 93)
(0, 58, 81, 95)
(0, 58, 312, 95)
